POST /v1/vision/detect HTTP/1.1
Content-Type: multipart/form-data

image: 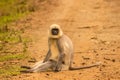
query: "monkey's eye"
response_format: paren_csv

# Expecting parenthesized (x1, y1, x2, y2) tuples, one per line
(52, 28, 59, 35)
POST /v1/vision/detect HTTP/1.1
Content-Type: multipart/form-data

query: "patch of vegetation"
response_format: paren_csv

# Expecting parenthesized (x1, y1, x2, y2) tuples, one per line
(0, 0, 44, 77)
(0, 53, 26, 62)
(0, 0, 37, 28)
(0, 30, 21, 43)
(0, 65, 22, 76)
(0, 53, 28, 76)
(0, 0, 25, 27)
(0, 0, 37, 43)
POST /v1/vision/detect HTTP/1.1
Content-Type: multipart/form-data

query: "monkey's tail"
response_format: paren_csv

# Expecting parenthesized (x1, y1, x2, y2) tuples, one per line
(69, 62, 101, 70)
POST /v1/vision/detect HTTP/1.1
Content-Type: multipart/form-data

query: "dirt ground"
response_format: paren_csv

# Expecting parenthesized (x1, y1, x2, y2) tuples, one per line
(1, 0, 120, 80)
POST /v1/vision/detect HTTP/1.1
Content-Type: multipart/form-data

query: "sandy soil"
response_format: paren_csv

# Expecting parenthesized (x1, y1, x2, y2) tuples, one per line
(2, 0, 120, 80)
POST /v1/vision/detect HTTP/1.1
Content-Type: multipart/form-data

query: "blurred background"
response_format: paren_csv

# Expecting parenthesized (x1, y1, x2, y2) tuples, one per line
(0, 0, 120, 80)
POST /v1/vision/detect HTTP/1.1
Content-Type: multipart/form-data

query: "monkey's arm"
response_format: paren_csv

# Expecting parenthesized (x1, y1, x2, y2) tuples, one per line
(43, 50, 51, 63)
(54, 38, 66, 72)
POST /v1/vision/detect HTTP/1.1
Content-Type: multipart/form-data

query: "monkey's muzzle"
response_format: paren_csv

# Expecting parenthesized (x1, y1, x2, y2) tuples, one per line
(51, 28, 59, 35)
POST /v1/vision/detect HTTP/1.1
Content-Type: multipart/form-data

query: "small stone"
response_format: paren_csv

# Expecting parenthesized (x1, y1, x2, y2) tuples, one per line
(73, 62, 75, 64)
(96, 54, 99, 56)
(112, 59, 115, 62)
(46, 73, 49, 76)
(102, 64, 106, 67)
(81, 63, 86, 65)
(94, 50, 97, 53)
(112, 49, 115, 52)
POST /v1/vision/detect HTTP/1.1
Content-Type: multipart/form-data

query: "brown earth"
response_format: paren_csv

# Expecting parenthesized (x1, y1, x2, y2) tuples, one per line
(1, 0, 120, 80)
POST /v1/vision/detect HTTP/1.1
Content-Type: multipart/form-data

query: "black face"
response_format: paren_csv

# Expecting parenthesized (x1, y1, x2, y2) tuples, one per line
(51, 28, 59, 35)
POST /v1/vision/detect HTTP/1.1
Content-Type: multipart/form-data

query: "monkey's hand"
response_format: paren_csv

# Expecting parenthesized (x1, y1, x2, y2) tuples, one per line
(54, 64, 62, 72)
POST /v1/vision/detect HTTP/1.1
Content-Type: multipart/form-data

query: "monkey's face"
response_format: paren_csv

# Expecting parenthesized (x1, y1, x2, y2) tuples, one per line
(49, 24, 63, 38)
(51, 28, 59, 35)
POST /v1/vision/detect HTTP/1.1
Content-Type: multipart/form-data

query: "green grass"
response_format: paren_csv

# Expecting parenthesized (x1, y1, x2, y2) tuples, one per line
(0, 54, 26, 62)
(0, 0, 30, 27)
(0, 12, 28, 28)
(0, 31, 21, 43)
(0, 65, 22, 76)
(0, 0, 27, 43)
(0, 53, 27, 76)
(0, 0, 37, 77)
(0, 0, 35, 43)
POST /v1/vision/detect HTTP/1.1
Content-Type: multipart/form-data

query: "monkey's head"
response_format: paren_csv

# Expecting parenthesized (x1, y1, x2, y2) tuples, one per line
(49, 24, 63, 38)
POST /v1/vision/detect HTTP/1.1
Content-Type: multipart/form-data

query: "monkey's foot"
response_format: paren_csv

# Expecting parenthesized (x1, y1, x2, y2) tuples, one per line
(20, 70, 33, 73)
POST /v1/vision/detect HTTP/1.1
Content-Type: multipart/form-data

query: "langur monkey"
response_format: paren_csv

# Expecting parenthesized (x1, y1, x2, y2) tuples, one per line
(21, 24, 101, 73)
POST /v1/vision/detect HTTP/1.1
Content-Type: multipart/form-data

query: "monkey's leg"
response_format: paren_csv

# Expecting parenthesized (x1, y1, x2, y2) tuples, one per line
(21, 60, 56, 73)
(61, 56, 71, 71)
(54, 54, 65, 72)
(21, 61, 43, 69)
(32, 60, 43, 68)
